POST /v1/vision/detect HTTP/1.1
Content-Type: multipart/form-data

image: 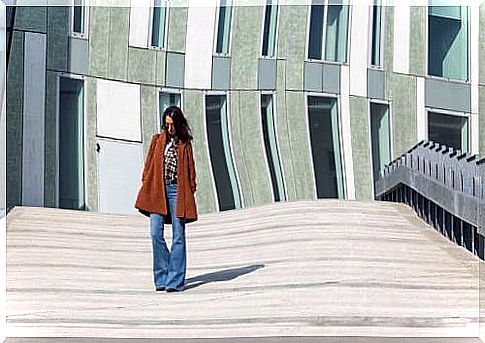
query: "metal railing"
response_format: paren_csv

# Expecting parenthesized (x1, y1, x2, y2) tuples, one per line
(375, 140, 485, 259)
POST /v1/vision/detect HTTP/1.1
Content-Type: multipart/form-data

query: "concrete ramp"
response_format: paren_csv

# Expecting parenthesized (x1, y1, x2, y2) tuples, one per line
(5, 200, 481, 341)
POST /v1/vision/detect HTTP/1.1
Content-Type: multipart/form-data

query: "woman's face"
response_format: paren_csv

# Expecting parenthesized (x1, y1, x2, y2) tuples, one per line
(165, 115, 175, 137)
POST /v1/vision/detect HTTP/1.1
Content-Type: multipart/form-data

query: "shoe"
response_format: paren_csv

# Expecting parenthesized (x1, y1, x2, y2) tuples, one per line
(166, 287, 181, 293)
(155, 287, 165, 292)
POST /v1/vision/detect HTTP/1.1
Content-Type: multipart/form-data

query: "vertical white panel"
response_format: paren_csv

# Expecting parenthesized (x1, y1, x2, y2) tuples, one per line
(97, 138, 143, 214)
(340, 65, 356, 200)
(129, 0, 151, 48)
(22, 33, 46, 207)
(393, 3, 410, 74)
(469, 3, 479, 154)
(416, 76, 426, 141)
(184, 0, 217, 89)
(0, 2, 5, 215)
(97, 79, 141, 141)
(469, 113, 478, 154)
(0, 4, 5, 341)
(349, 2, 371, 97)
(0, 99, 4, 214)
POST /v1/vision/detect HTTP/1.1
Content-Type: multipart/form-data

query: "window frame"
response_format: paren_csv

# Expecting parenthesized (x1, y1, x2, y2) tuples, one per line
(368, 0, 385, 69)
(305, 0, 350, 64)
(367, 99, 393, 199)
(425, 5, 470, 83)
(213, 0, 234, 57)
(304, 92, 346, 200)
(69, 0, 89, 39)
(260, 0, 280, 59)
(148, 0, 170, 50)
(203, 91, 243, 211)
(425, 107, 470, 152)
(56, 72, 87, 209)
(259, 91, 288, 202)
(156, 87, 183, 133)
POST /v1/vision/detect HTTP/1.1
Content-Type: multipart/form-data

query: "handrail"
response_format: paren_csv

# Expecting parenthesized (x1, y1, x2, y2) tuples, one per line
(375, 140, 484, 258)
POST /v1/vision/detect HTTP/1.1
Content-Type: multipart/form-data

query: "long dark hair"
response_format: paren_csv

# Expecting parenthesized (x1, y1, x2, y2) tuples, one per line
(162, 106, 193, 143)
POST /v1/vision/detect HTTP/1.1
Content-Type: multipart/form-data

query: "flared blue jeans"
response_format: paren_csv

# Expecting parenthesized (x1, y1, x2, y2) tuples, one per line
(149, 184, 186, 291)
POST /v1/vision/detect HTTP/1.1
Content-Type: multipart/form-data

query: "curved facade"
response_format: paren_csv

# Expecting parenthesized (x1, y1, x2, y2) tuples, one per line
(5, 2, 485, 215)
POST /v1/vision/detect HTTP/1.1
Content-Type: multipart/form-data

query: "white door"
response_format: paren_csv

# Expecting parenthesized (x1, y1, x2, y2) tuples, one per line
(97, 138, 144, 215)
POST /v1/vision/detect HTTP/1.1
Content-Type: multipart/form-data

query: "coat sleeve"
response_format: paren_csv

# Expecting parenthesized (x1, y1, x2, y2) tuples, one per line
(187, 141, 197, 193)
(142, 134, 158, 182)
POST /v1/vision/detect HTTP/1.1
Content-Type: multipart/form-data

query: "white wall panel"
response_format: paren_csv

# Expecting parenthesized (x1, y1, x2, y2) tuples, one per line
(416, 77, 426, 141)
(470, 3, 479, 154)
(129, 0, 150, 48)
(96, 79, 142, 141)
(0, 87, 4, 215)
(184, 0, 217, 89)
(340, 65, 356, 200)
(97, 138, 143, 215)
(0, 6, 5, 340)
(22, 32, 46, 207)
(470, 113, 478, 154)
(349, 1, 371, 97)
(392, 3, 410, 74)
(0, 3, 5, 216)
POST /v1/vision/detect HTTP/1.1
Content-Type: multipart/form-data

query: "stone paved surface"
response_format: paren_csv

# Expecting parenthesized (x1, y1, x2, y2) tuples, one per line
(5, 200, 481, 340)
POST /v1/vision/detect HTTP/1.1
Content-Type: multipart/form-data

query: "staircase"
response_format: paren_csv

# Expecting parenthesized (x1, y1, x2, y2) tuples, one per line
(5, 200, 480, 340)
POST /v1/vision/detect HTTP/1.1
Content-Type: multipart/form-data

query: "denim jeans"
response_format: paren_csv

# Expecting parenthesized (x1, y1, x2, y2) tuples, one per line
(149, 184, 186, 291)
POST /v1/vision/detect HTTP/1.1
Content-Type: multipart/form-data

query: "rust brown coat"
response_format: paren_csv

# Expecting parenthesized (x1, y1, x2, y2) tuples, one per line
(134, 132, 198, 223)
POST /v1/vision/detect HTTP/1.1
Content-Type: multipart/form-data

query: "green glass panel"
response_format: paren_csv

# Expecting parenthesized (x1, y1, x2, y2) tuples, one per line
(159, 92, 181, 129)
(370, 103, 391, 182)
(307, 96, 344, 199)
(261, 94, 286, 202)
(371, 5, 382, 66)
(151, 0, 167, 48)
(73, 0, 85, 34)
(428, 6, 468, 80)
(429, 5, 461, 20)
(308, 2, 324, 59)
(206, 95, 236, 210)
(262, 1, 278, 57)
(325, 5, 349, 63)
(428, 112, 469, 152)
(330, 101, 344, 198)
(220, 97, 241, 208)
(59, 77, 85, 210)
(216, 0, 232, 54)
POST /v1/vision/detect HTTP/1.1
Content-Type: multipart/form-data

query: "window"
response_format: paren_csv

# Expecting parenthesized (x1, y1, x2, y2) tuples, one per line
(215, 0, 233, 55)
(151, 0, 168, 48)
(307, 96, 344, 198)
(261, 0, 278, 58)
(159, 91, 181, 131)
(428, 111, 468, 152)
(428, 6, 468, 81)
(6, 6, 15, 70)
(308, 1, 349, 62)
(370, 103, 391, 184)
(261, 94, 286, 202)
(6, 6, 14, 28)
(58, 77, 85, 210)
(205, 95, 241, 211)
(71, 0, 88, 36)
(370, 1, 384, 67)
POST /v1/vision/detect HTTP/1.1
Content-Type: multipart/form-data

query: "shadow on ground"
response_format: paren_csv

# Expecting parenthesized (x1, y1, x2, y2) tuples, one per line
(185, 264, 265, 290)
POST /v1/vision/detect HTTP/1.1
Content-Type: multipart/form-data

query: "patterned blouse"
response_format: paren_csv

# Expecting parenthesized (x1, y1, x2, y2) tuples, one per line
(164, 138, 178, 183)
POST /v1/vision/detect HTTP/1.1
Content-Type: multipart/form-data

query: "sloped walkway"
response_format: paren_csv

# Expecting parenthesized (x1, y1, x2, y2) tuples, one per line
(5, 200, 481, 341)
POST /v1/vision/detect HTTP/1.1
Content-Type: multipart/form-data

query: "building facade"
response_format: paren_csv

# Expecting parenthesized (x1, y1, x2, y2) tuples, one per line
(5, 1, 485, 215)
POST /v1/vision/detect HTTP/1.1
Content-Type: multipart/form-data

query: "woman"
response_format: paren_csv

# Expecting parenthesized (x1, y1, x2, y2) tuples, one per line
(135, 106, 198, 293)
